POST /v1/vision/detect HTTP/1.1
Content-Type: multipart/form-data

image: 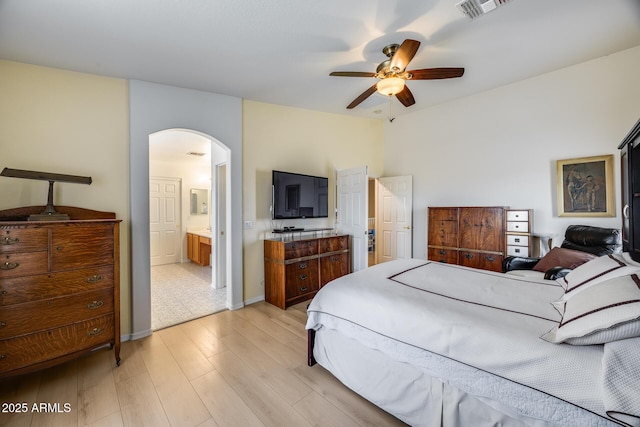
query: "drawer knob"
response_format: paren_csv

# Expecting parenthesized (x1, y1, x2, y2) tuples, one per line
(0, 261, 19, 270)
(86, 275, 104, 283)
(0, 321, 6, 327)
(0, 290, 7, 296)
(486, 256, 495, 261)
(87, 327, 104, 337)
(464, 253, 473, 259)
(87, 300, 104, 310)
(299, 274, 307, 280)
(1, 237, 19, 245)
(439, 250, 446, 255)
(0, 354, 5, 360)
(300, 286, 308, 292)
(299, 263, 307, 269)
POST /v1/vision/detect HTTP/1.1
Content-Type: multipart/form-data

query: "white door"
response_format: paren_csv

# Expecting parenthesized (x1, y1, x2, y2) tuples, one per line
(215, 163, 227, 289)
(377, 176, 413, 263)
(150, 177, 181, 266)
(336, 166, 368, 272)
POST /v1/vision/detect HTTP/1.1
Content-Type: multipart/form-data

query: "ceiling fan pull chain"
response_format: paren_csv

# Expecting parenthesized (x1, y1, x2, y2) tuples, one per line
(388, 96, 395, 123)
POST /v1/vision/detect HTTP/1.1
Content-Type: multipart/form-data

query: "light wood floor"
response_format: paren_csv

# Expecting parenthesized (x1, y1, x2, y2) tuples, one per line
(1, 301, 406, 427)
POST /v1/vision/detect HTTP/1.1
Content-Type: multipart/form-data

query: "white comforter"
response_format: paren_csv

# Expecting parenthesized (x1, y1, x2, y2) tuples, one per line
(306, 259, 638, 426)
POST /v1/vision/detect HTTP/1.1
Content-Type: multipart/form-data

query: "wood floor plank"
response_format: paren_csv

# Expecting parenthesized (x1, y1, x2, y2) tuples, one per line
(84, 411, 124, 427)
(236, 304, 300, 344)
(292, 364, 407, 427)
(115, 372, 170, 427)
(191, 370, 264, 427)
(77, 350, 121, 426)
(220, 331, 312, 405)
(30, 360, 79, 427)
(136, 333, 211, 427)
(0, 371, 40, 427)
(293, 391, 361, 427)
(179, 317, 228, 358)
(209, 350, 312, 427)
(231, 316, 307, 369)
(157, 325, 215, 380)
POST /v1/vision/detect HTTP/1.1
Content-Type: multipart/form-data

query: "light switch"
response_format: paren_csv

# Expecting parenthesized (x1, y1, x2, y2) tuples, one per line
(244, 220, 253, 229)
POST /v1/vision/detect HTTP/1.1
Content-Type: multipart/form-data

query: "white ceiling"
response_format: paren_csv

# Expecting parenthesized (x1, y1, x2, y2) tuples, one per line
(1, 0, 639, 120)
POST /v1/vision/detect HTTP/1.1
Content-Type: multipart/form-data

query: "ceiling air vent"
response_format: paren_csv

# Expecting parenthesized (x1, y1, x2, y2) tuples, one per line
(456, 0, 512, 20)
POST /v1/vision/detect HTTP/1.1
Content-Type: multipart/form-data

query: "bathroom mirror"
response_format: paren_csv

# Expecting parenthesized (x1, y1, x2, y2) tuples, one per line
(190, 188, 208, 215)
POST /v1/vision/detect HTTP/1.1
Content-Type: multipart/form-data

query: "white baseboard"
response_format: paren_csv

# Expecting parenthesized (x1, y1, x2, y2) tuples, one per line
(125, 329, 153, 341)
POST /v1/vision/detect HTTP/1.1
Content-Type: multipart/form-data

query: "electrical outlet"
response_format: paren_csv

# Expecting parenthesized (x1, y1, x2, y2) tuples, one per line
(244, 220, 253, 229)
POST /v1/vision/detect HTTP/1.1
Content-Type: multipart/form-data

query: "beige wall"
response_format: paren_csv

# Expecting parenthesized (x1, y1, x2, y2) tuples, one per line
(0, 61, 132, 334)
(384, 45, 640, 259)
(242, 100, 383, 302)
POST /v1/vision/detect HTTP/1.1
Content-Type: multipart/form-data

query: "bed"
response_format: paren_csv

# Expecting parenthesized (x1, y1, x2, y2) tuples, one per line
(306, 257, 640, 426)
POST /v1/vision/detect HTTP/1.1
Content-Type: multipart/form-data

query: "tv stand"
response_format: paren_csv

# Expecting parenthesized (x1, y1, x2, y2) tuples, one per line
(264, 233, 351, 309)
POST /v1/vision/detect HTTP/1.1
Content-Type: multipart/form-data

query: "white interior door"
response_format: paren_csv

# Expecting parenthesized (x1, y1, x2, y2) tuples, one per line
(377, 175, 413, 263)
(215, 163, 227, 289)
(150, 177, 181, 266)
(336, 166, 368, 272)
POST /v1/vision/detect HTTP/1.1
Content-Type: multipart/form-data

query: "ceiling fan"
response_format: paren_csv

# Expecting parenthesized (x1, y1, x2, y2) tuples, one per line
(330, 39, 465, 109)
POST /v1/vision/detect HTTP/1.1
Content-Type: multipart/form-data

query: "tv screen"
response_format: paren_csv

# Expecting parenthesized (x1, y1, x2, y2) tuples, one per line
(272, 170, 328, 219)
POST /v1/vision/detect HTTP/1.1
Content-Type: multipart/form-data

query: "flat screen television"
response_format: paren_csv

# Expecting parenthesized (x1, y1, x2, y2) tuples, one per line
(272, 170, 328, 219)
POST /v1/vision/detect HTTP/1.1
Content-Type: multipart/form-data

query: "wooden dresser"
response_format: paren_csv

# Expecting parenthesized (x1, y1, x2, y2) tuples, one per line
(264, 234, 350, 309)
(0, 206, 121, 378)
(428, 206, 506, 272)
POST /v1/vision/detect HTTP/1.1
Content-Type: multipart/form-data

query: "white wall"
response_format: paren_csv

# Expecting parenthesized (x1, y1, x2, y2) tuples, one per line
(384, 46, 640, 259)
(129, 80, 242, 339)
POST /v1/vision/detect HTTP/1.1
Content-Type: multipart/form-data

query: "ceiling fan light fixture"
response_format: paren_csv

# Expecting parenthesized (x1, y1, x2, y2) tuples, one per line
(376, 77, 405, 96)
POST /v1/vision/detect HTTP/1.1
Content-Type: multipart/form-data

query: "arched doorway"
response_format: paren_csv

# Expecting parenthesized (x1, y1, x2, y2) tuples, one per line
(148, 129, 229, 330)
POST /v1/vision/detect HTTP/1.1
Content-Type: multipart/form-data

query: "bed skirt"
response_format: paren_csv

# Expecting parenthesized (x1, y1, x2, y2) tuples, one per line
(310, 327, 555, 427)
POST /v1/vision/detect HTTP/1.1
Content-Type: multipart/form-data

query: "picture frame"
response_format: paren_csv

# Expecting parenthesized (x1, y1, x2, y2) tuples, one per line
(556, 154, 614, 217)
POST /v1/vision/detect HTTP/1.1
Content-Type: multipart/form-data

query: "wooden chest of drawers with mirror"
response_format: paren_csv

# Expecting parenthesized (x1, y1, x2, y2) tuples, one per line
(0, 206, 121, 378)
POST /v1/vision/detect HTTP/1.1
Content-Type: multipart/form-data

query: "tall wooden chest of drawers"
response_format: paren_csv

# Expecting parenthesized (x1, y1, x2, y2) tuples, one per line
(0, 206, 121, 378)
(264, 234, 350, 309)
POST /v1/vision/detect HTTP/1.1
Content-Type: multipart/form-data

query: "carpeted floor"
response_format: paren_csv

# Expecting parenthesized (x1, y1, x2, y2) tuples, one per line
(151, 262, 227, 330)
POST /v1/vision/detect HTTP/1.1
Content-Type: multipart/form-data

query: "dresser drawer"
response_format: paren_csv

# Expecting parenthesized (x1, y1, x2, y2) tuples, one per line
(0, 252, 49, 279)
(506, 211, 529, 222)
(285, 259, 319, 298)
(51, 224, 114, 271)
(0, 314, 115, 374)
(0, 288, 113, 337)
(507, 246, 530, 257)
(506, 235, 529, 247)
(284, 240, 317, 259)
(0, 227, 48, 254)
(428, 247, 458, 265)
(506, 221, 529, 233)
(319, 236, 349, 253)
(320, 253, 349, 286)
(0, 266, 114, 306)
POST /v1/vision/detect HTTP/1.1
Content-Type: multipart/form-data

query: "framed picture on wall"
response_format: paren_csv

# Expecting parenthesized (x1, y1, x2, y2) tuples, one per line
(556, 154, 614, 217)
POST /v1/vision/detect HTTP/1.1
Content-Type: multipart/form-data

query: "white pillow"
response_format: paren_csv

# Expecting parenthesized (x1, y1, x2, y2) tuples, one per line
(542, 273, 640, 345)
(558, 254, 640, 300)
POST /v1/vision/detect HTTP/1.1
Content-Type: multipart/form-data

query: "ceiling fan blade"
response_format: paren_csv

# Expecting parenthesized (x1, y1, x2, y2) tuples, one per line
(407, 67, 465, 80)
(330, 71, 377, 78)
(346, 84, 378, 109)
(389, 39, 420, 72)
(396, 86, 415, 107)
